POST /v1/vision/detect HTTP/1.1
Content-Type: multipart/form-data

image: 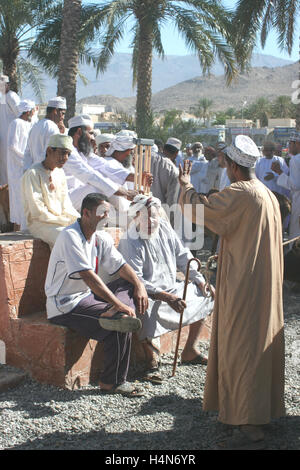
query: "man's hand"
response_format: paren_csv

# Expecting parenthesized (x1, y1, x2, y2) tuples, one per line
(104, 303, 136, 318)
(264, 172, 275, 181)
(133, 282, 148, 316)
(142, 171, 153, 188)
(197, 281, 215, 299)
(178, 160, 192, 187)
(164, 293, 186, 313)
(271, 161, 283, 175)
(58, 121, 66, 134)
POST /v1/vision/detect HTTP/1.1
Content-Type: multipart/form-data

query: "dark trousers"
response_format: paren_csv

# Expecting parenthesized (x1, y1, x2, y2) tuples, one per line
(49, 279, 135, 386)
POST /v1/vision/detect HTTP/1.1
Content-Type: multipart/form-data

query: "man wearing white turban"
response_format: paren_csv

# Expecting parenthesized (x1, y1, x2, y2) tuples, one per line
(23, 96, 67, 171)
(0, 75, 20, 184)
(64, 117, 151, 227)
(95, 133, 115, 158)
(179, 135, 285, 449)
(7, 100, 36, 229)
(118, 194, 214, 383)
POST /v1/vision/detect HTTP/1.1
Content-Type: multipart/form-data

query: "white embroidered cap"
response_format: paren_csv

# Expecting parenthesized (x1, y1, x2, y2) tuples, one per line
(166, 137, 182, 150)
(225, 135, 260, 168)
(47, 96, 67, 109)
(68, 114, 94, 130)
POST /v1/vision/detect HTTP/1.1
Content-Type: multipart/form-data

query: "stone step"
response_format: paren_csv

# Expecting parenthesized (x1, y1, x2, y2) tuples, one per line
(0, 366, 28, 393)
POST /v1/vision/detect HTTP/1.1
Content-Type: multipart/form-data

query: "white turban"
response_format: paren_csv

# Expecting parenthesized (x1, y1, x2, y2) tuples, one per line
(18, 99, 35, 115)
(47, 96, 67, 109)
(128, 194, 161, 218)
(225, 135, 260, 168)
(68, 114, 94, 130)
(116, 129, 138, 138)
(105, 135, 136, 157)
(96, 133, 115, 145)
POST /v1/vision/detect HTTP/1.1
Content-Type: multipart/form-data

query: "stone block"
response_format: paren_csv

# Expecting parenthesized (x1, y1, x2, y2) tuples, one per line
(4, 312, 104, 389)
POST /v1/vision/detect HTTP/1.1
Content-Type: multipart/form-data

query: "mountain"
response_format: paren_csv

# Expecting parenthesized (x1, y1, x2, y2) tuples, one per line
(20, 52, 294, 103)
(75, 61, 299, 115)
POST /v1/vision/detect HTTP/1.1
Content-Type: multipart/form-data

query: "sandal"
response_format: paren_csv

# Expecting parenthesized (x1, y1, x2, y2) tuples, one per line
(181, 354, 208, 366)
(142, 368, 163, 385)
(101, 382, 144, 397)
(99, 312, 142, 333)
(217, 429, 266, 450)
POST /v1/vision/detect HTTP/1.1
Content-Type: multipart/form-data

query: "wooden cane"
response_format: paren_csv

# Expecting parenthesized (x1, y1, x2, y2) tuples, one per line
(171, 257, 202, 377)
(282, 235, 300, 246)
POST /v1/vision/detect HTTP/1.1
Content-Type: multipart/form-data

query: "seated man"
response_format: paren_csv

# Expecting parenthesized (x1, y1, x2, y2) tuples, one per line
(118, 194, 215, 383)
(45, 193, 148, 396)
(21, 134, 79, 248)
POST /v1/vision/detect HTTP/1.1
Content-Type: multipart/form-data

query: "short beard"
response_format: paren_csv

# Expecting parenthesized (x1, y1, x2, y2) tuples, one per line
(122, 154, 133, 168)
(78, 133, 92, 157)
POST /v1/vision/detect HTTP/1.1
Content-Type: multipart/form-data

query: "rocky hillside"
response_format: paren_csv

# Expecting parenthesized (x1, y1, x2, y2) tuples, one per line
(78, 61, 298, 115)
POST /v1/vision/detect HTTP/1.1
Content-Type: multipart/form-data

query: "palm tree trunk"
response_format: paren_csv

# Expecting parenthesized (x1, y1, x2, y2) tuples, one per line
(136, 15, 153, 138)
(297, 35, 300, 131)
(2, 37, 19, 93)
(57, 0, 82, 124)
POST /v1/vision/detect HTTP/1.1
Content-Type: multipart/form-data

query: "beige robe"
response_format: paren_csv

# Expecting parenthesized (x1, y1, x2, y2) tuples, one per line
(180, 178, 285, 425)
(22, 163, 79, 249)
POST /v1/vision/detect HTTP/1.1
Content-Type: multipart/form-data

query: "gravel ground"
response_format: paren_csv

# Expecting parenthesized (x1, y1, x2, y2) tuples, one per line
(0, 252, 299, 452)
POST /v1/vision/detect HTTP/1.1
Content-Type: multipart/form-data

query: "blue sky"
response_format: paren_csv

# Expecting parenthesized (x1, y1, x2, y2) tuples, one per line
(85, 0, 298, 62)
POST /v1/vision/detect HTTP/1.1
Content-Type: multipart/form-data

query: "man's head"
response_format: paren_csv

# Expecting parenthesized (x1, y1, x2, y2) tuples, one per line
(185, 143, 193, 157)
(68, 114, 95, 157)
(128, 194, 162, 239)
(288, 130, 300, 155)
(204, 146, 216, 161)
(45, 134, 73, 170)
(216, 142, 227, 168)
(80, 193, 110, 232)
(96, 133, 115, 158)
(263, 141, 276, 159)
(0, 75, 9, 94)
(105, 135, 136, 168)
(46, 96, 67, 125)
(18, 100, 35, 122)
(224, 135, 260, 183)
(163, 137, 182, 162)
(192, 141, 203, 157)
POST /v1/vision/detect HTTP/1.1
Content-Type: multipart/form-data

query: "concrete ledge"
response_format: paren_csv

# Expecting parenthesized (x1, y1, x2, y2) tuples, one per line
(0, 366, 28, 393)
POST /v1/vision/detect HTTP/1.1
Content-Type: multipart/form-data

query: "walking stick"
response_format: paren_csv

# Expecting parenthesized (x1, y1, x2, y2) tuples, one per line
(172, 257, 202, 377)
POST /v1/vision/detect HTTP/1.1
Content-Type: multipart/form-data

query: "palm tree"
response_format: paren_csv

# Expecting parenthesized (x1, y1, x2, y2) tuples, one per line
(190, 98, 214, 126)
(234, 0, 300, 128)
(57, 0, 82, 122)
(0, 0, 56, 96)
(30, 1, 251, 136)
(93, 0, 250, 137)
(272, 95, 293, 118)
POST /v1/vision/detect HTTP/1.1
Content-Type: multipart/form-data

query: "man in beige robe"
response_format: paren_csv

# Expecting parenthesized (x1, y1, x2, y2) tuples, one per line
(178, 135, 285, 449)
(22, 134, 79, 249)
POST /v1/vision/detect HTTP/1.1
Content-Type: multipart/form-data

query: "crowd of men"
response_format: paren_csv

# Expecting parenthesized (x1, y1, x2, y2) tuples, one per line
(0, 71, 299, 449)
